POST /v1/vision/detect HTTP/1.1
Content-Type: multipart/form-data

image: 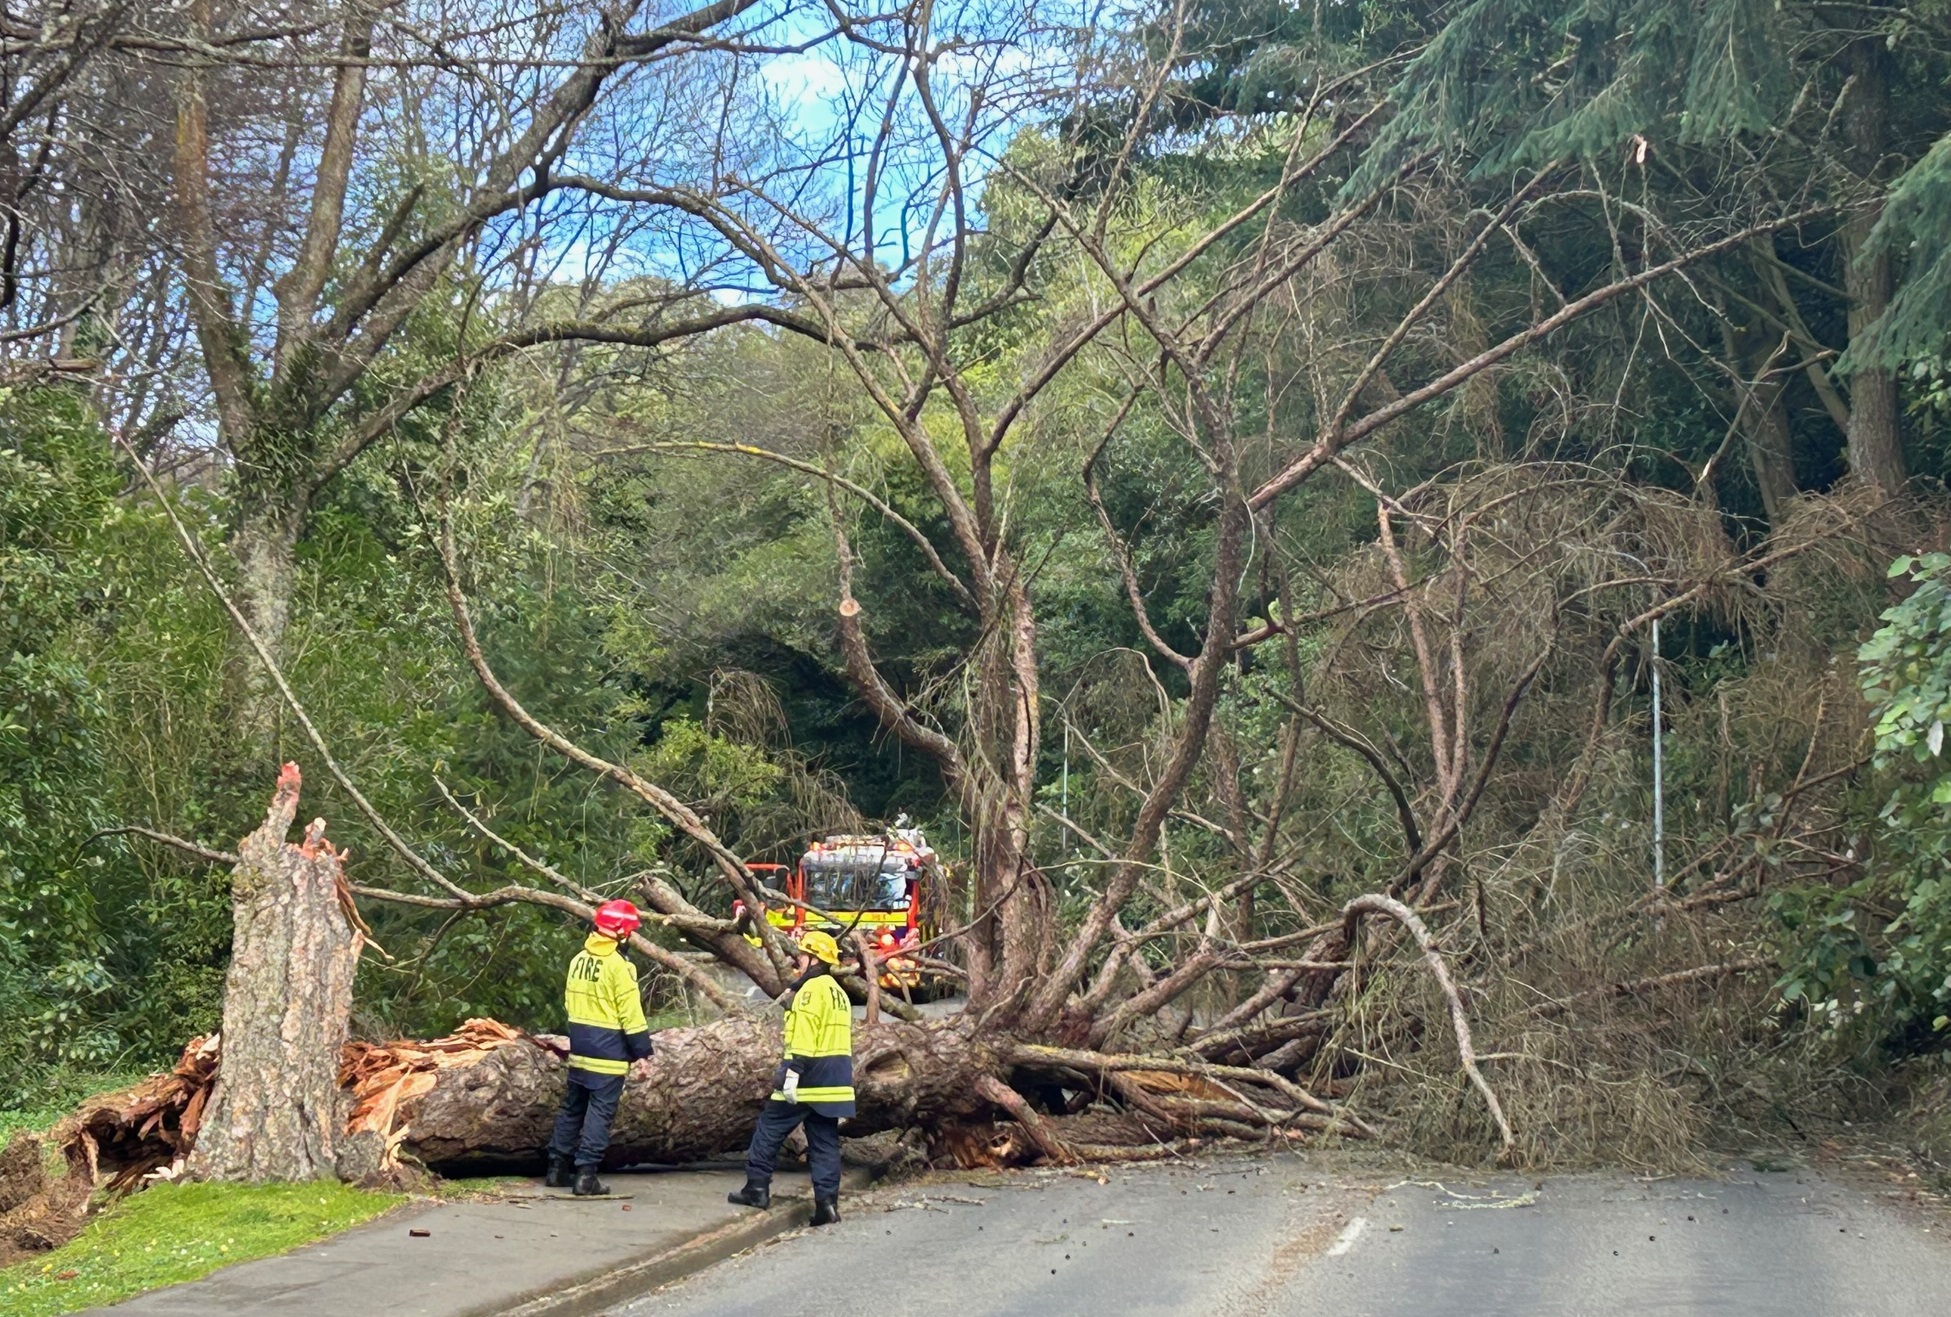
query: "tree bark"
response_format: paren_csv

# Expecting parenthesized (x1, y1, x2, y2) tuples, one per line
(1842, 35, 1906, 498)
(188, 764, 364, 1182)
(395, 1018, 997, 1173)
(1723, 317, 1799, 522)
(1746, 377, 1800, 523)
(225, 500, 304, 755)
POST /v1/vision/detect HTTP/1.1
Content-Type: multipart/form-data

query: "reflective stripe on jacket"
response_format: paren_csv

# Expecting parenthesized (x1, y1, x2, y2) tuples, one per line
(771, 967, 854, 1117)
(565, 934, 653, 1076)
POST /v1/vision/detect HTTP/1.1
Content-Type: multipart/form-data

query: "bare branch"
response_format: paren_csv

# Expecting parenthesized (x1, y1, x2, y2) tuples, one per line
(85, 825, 237, 868)
(1340, 893, 1513, 1157)
(1249, 208, 1839, 510)
(436, 477, 791, 992)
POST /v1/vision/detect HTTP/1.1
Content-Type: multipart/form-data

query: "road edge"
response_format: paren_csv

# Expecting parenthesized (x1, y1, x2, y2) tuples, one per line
(467, 1166, 879, 1317)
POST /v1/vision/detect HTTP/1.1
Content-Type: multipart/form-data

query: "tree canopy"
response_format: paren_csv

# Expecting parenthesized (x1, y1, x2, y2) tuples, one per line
(4, 0, 1951, 1165)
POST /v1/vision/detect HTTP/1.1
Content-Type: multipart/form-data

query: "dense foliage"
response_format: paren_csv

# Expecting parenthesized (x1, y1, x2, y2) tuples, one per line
(3, 0, 1951, 1160)
(1787, 553, 1951, 1047)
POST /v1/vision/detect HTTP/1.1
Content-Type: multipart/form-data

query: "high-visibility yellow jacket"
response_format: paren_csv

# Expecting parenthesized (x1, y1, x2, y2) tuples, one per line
(564, 934, 653, 1077)
(771, 967, 855, 1117)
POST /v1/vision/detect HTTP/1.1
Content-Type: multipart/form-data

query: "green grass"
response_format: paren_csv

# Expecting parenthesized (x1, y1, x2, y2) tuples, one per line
(429, 1174, 528, 1200)
(0, 1072, 146, 1147)
(0, 1108, 66, 1151)
(0, 1181, 403, 1317)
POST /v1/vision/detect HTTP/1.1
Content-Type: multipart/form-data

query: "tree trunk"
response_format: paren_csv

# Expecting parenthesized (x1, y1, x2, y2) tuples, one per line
(400, 1018, 996, 1173)
(1723, 317, 1800, 522)
(225, 500, 303, 757)
(1747, 379, 1800, 523)
(188, 763, 364, 1182)
(941, 572, 1051, 1022)
(1842, 35, 1906, 498)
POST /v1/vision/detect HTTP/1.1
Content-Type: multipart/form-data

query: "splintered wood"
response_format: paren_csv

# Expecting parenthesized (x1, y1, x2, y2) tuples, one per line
(55, 1019, 536, 1194)
(932, 1120, 1032, 1169)
(341, 1018, 530, 1157)
(62, 1034, 221, 1193)
(1117, 1070, 1235, 1102)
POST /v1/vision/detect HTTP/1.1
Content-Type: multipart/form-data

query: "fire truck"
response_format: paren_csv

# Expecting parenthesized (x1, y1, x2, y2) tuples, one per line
(736, 824, 949, 998)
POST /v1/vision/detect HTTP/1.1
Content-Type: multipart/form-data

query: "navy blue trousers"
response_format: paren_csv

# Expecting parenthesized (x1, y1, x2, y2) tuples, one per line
(744, 1100, 842, 1198)
(548, 1070, 626, 1168)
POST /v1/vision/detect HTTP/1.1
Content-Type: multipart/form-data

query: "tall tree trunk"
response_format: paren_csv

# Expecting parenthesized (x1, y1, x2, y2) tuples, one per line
(1723, 318, 1800, 522)
(224, 481, 306, 758)
(948, 571, 1051, 1024)
(1747, 379, 1800, 523)
(189, 763, 363, 1183)
(1842, 34, 1906, 498)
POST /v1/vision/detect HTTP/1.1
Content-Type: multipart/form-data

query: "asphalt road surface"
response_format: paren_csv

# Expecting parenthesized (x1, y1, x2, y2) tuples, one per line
(614, 1154, 1951, 1316)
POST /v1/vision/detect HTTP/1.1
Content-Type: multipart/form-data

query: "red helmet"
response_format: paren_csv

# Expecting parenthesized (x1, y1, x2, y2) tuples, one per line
(593, 899, 641, 939)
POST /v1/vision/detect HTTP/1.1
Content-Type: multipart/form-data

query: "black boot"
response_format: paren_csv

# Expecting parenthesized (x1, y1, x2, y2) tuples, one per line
(572, 1166, 610, 1197)
(810, 1195, 840, 1227)
(726, 1180, 771, 1209)
(544, 1155, 574, 1189)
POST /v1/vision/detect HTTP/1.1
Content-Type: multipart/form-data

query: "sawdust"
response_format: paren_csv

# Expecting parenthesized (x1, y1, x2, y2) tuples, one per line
(0, 1134, 90, 1265)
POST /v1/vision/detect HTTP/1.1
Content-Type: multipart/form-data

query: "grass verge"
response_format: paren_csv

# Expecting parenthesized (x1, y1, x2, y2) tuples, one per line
(0, 1180, 403, 1316)
(0, 1071, 147, 1147)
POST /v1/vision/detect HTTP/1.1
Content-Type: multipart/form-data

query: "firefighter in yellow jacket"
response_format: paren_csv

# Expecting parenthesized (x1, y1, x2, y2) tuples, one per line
(545, 900, 654, 1196)
(726, 929, 854, 1225)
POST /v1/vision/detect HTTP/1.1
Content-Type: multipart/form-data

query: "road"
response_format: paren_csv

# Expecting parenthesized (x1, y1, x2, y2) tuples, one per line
(611, 1154, 1951, 1316)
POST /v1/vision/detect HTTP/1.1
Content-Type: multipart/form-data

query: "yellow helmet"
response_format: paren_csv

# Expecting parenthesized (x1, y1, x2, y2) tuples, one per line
(798, 930, 840, 965)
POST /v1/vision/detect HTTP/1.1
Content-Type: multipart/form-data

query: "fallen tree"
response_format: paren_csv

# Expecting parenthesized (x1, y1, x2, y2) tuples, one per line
(55, 4, 1889, 1261)
(59, 1009, 1373, 1189)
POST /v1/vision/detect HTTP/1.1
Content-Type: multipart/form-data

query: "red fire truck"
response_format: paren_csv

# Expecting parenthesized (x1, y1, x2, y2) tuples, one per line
(736, 826, 948, 997)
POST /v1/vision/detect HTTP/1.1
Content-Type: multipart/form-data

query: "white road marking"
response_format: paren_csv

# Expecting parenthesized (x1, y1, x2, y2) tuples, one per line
(1327, 1216, 1368, 1256)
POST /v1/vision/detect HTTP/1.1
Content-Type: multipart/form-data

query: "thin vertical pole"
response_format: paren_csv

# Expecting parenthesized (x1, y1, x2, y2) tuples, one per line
(1651, 615, 1665, 890)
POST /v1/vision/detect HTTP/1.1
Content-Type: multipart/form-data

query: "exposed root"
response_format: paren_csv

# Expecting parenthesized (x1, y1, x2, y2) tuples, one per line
(974, 1073, 1075, 1164)
(1009, 1041, 1377, 1143)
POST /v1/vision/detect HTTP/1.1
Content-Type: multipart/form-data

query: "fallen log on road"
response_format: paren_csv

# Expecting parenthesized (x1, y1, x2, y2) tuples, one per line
(55, 1009, 1368, 1192)
(8, 1004, 1385, 1259)
(398, 1016, 1001, 1173)
(59, 1017, 1007, 1182)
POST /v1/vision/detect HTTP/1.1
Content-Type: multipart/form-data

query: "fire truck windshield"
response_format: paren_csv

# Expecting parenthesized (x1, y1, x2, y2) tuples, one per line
(803, 854, 910, 911)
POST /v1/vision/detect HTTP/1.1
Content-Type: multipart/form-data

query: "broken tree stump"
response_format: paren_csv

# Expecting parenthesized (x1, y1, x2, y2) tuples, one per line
(187, 763, 365, 1182)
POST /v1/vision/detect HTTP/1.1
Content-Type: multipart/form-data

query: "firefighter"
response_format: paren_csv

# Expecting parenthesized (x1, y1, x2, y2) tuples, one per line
(544, 899, 655, 1196)
(727, 929, 853, 1226)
